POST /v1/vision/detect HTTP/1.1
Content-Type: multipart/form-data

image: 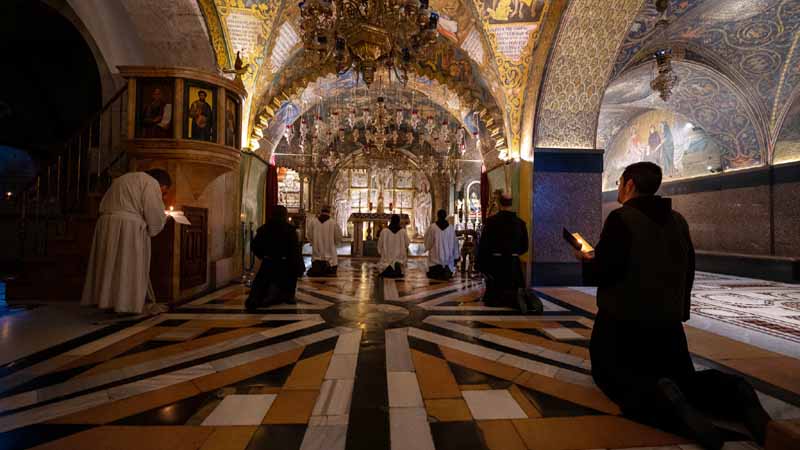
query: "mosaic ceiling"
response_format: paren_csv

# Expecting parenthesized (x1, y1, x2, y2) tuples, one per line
(600, 0, 800, 165)
(196, 0, 561, 166)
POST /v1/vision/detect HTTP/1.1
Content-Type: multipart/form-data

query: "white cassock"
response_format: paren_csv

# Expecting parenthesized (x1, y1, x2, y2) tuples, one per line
(81, 172, 167, 313)
(424, 223, 460, 272)
(377, 227, 410, 268)
(306, 216, 343, 266)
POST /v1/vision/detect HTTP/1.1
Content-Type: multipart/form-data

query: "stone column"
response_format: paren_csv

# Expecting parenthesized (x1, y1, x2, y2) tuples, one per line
(532, 148, 603, 286)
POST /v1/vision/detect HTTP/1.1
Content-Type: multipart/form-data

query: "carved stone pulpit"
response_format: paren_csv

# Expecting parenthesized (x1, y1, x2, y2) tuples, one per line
(120, 66, 247, 303)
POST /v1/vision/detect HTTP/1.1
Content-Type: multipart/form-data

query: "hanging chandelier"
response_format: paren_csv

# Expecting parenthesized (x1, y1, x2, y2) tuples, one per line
(299, 0, 440, 85)
(650, 49, 677, 101)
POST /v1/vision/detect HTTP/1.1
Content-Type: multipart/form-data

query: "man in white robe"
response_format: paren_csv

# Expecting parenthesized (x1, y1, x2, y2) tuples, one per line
(378, 214, 409, 278)
(81, 169, 171, 314)
(424, 209, 460, 280)
(306, 205, 342, 276)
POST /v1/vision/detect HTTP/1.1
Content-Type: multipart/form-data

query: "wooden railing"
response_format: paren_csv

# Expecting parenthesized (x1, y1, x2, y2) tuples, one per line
(18, 84, 130, 257)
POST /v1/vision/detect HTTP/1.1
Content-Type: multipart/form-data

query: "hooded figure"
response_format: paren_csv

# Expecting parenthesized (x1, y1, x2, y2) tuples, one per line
(306, 205, 342, 276)
(424, 209, 460, 280)
(246, 205, 304, 309)
(377, 214, 409, 278)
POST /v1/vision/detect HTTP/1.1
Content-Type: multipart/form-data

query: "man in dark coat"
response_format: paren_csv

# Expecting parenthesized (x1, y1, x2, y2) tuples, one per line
(246, 205, 304, 310)
(477, 193, 532, 311)
(577, 162, 770, 450)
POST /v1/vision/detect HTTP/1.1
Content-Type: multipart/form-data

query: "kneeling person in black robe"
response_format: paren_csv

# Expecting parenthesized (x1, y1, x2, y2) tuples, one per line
(578, 162, 771, 450)
(246, 206, 304, 310)
(477, 194, 536, 312)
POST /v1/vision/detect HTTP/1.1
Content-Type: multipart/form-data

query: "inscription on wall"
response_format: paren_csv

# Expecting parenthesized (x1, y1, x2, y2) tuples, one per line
(225, 12, 263, 55)
(490, 24, 537, 62)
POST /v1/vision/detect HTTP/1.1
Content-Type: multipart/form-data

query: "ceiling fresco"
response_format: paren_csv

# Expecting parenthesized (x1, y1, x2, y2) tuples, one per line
(606, 0, 800, 166)
(195, 0, 565, 166)
(272, 89, 479, 161)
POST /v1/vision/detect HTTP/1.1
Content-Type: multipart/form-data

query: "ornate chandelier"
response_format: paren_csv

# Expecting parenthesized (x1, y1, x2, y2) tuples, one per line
(299, 0, 440, 85)
(361, 97, 394, 165)
(650, 49, 677, 102)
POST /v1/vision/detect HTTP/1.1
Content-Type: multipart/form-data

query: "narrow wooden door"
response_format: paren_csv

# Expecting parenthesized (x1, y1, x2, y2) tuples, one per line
(180, 206, 207, 290)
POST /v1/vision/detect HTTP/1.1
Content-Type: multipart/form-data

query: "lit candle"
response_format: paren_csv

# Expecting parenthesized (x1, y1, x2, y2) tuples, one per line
(169, 206, 174, 212)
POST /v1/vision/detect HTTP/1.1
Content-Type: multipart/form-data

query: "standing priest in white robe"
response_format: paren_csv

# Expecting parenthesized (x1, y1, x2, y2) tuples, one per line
(378, 214, 410, 278)
(305, 205, 342, 276)
(424, 209, 460, 280)
(81, 169, 171, 314)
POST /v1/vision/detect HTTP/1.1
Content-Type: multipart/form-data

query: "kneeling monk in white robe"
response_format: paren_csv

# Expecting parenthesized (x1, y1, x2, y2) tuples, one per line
(424, 209, 460, 280)
(306, 205, 343, 276)
(81, 169, 171, 313)
(377, 214, 409, 278)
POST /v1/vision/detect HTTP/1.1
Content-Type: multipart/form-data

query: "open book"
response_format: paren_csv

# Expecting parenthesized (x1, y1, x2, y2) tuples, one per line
(165, 210, 191, 225)
(563, 228, 594, 253)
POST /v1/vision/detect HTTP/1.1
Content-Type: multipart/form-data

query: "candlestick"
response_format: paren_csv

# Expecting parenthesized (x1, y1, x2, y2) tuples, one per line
(240, 221, 247, 283)
(248, 222, 255, 270)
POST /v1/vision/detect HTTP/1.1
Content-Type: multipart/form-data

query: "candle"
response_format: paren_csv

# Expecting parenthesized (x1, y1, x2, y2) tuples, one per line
(169, 206, 174, 212)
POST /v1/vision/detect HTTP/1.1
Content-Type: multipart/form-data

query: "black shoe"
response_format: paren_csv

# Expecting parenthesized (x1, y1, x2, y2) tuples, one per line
(515, 291, 528, 314)
(733, 378, 771, 445)
(657, 378, 724, 450)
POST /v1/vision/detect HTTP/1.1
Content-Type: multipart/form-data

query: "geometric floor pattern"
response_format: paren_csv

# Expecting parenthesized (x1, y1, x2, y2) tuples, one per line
(690, 272, 800, 344)
(571, 271, 800, 358)
(0, 259, 798, 449)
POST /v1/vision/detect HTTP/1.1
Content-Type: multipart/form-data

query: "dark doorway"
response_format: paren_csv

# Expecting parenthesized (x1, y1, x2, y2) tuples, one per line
(0, 0, 102, 158)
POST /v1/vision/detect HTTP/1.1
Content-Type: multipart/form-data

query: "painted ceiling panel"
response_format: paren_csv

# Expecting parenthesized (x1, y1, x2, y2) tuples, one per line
(611, 0, 800, 145)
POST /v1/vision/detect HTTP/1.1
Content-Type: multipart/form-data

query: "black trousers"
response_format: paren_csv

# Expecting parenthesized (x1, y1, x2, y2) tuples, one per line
(427, 264, 453, 280)
(246, 259, 298, 308)
(591, 311, 756, 432)
(481, 255, 524, 308)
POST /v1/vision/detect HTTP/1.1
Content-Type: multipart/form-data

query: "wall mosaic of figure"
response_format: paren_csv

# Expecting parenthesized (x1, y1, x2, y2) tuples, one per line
(598, 60, 765, 171)
(602, 109, 726, 191)
(535, 0, 645, 149)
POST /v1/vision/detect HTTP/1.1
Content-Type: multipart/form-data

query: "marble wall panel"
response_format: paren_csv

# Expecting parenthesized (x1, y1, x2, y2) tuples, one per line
(534, 171, 602, 263)
(603, 181, 800, 258)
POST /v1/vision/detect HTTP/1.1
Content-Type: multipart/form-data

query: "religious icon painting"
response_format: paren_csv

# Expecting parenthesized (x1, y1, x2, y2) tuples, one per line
(225, 93, 240, 149)
(136, 79, 174, 139)
(184, 82, 217, 142)
(483, 0, 546, 24)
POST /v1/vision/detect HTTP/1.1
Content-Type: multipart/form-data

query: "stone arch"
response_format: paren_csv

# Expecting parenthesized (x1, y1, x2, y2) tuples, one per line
(773, 84, 800, 164)
(254, 44, 506, 160)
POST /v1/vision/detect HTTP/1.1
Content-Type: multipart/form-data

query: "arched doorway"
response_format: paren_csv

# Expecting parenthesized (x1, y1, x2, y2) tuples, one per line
(0, 0, 102, 156)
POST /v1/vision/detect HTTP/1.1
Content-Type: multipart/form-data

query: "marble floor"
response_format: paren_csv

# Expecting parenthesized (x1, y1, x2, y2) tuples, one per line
(0, 261, 798, 450)
(569, 272, 800, 359)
